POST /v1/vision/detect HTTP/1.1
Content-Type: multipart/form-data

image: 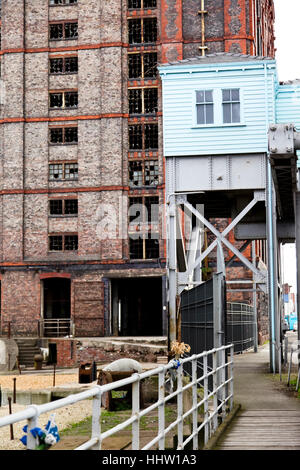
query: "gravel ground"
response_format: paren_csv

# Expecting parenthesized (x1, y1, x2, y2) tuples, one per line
(0, 373, 96, 451)
(0, 373, 79, 390)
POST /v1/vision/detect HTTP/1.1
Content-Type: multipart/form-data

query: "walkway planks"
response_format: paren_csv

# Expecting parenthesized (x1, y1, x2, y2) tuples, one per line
(216, 410, 300, 450)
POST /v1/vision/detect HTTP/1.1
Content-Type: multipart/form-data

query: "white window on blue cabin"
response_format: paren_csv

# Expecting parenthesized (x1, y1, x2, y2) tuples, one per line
(196, 90, 214, 125)
(222, 88, 240, 124)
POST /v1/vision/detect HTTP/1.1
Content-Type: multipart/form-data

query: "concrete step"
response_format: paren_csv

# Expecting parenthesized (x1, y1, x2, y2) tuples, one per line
(15, 339, 41, 367)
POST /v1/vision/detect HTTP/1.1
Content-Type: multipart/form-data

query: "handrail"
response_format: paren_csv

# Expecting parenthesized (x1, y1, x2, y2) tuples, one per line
(0, 344, 234, 451)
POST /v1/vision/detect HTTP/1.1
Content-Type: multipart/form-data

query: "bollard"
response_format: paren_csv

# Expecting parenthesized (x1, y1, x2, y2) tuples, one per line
(8, 397, 14, 440)
(53, 363, 56, 387)
(13, 378, 16, 404)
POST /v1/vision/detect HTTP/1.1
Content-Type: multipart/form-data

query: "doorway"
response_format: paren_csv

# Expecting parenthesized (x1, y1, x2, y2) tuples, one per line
(43, 278, 71, 337)
(111, 277, 163, 336)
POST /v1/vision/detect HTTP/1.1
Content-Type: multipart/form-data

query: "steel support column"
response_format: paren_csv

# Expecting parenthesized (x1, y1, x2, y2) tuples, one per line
(168, 194, 177, 344)
(266, 158, 280, 373)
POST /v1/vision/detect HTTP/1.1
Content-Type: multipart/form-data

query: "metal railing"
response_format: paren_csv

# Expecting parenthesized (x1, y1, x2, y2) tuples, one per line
(0, 344, 234, 451)
(38, 319, 74, 338)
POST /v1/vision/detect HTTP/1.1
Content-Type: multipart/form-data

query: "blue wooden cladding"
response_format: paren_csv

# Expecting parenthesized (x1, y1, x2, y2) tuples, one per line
(159, 55, 300, 157)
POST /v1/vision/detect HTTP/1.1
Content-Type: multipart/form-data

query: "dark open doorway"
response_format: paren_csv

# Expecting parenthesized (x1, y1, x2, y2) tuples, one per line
(43, 278, 71, 337)
(111, 277, 163, 336)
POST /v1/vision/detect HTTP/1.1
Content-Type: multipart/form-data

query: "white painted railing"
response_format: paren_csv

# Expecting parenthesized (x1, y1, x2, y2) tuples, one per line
(0, 344, 234, 451)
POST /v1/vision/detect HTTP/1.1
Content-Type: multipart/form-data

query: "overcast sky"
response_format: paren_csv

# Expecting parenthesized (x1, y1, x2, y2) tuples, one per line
(274, 0, 300, 81)
(273, 0, 298, 293)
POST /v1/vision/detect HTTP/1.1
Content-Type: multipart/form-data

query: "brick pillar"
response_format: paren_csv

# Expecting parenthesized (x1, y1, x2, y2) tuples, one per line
(160, 0, 183, 64)
(224, 0, 248, 54)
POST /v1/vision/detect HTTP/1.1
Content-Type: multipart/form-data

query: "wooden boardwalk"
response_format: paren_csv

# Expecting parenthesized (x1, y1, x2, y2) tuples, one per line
(216, 409, 300, 450)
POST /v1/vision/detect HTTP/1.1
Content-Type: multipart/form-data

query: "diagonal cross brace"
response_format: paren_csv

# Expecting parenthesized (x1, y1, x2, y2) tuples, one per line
(183, 199, 266, 281)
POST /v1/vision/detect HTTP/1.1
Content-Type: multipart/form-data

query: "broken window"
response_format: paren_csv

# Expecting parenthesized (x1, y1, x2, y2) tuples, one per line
(49, 91, 78, 109)
(129, 159, 158, 187)
(49, 163, 63, 180)
(129, 235, 159, 260)
(143, 18, 158, 43)
(144, 88, 158, 114)
(50, 58, 63, 74)
(129, 123, 158, 150)
(144, 0, 157, 7)
(128, 0, 141, 9)
(129, 89, 142, 115)
(128, 18, 157, 45)
(64, 91, 78, 108)
(50, 56, 78, 74)
(128, 52, 157, 79)
(144, 123, 158, 149)
(64, 127, 78, 143)
(64, 235, 78, 250)
(65, 199, 78, 215)
(128, 54, 142, 79)
(49, 162, 78, 180)
(129, 88, 158, 115)
(129, 125, 143, 150)
(64, 56, 78, 73)
(49, 199, 63, 215)
(144, 160, 159, 186)
(128, 0, 157, 9)
(129, 196, 159, 224)
(129, 161, 143, 187)
(49, 22, 78, 40)
(49, 92, 63, 108)
(50, 0, 77, 5)
(49, 234, 78, 251)
(64, 162, 78, 180)
(49, 235, 63, 251)
(144, 196, 159, 222)
(49, 199, 78, 216)
(143, 53, 157, 78)
(49, 127, 63, 144)
(49, 126, 78, 144)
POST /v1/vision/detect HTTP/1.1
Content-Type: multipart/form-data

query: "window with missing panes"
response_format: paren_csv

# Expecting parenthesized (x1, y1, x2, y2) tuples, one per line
(49, 162, 78, 180)
(129, 235, 159, 260)
(129, 123, 158, 150)
(128, 52, 157, 79)
(129, 196, 159, 225)
(128, 88, 158, 115)
(50, 0, 77, 5)
(49, 127, 78, 144)
(49, 22, 78, 40)
(49, 234, 78, 251)
(129, 160, 158, 187)
(50, 56, 78, 74)
(128, 0, 157, 8)
(49, 91, 78, 109)
(49, 199, 78, 216)
(128, 18, 157, 44)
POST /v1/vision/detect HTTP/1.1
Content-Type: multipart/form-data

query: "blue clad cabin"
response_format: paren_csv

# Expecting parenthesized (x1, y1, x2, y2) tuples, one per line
(158, 53, 300, 159)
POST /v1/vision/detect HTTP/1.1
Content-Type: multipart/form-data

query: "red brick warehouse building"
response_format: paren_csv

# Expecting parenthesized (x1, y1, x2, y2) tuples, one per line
(0, 1, 275, 354)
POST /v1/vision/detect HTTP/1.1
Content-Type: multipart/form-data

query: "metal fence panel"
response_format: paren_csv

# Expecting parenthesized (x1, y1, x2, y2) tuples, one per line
(226, 302, 255, 353)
